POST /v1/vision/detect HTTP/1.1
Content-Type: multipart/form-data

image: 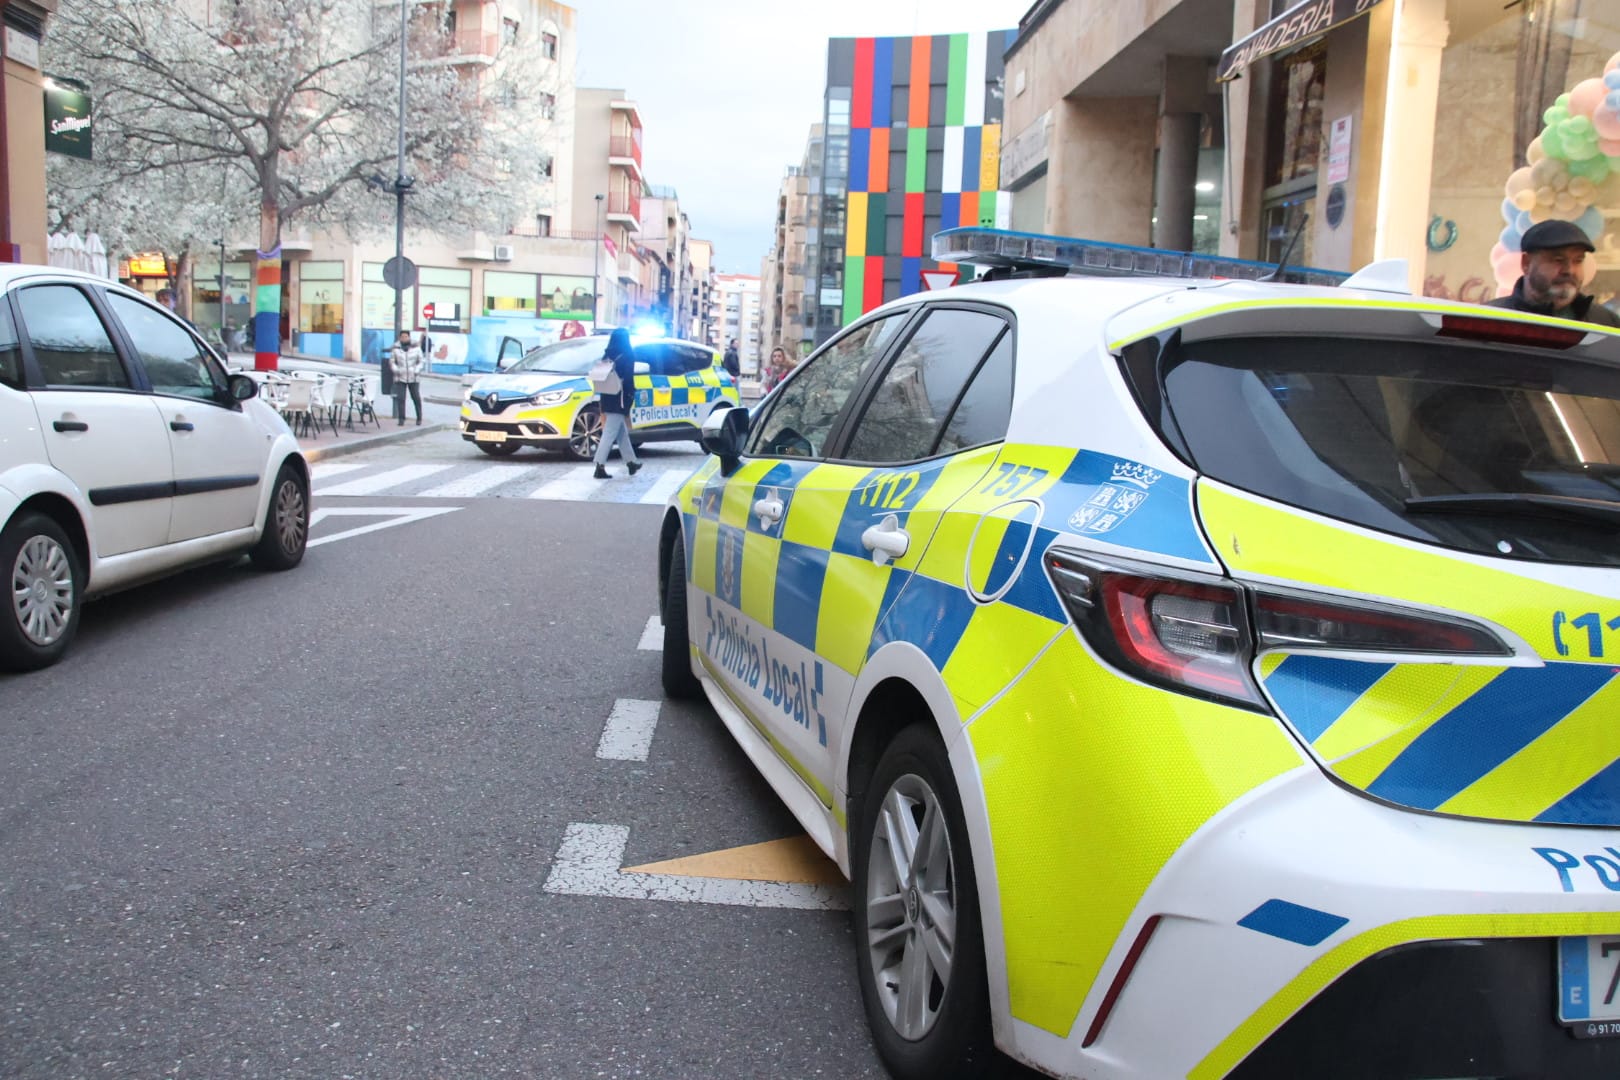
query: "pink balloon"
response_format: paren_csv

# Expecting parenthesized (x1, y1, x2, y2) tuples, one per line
(1602, 138, 1620, 157)
(1608, 51, 1620, 75)
(1595, 104, 1620, 141)
(1570, 78, 1607, 118)
(1584, 258, 1599, 287)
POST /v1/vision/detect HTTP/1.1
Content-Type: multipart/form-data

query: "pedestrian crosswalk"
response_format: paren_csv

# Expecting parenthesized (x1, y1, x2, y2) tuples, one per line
(310, 457, 701, 506)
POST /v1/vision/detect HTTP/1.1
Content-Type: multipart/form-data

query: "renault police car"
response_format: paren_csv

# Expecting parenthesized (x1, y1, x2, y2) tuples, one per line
(654, 227, 1620, 1078)
(459, 333, 739, 460)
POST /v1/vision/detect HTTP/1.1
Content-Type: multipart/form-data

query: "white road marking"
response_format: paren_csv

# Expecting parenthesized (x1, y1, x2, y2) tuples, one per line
(416, 464, 540, 498)
(310, 462, 366, 481)
(637, 468, 690, 505)
(526, 467, 607, 502)
(541, 823, 849, 911)
(637, 615, 663, 651)
(595, 698, 662, 762)
(307, 506, 462, 548)
(316, 463, 454, 496)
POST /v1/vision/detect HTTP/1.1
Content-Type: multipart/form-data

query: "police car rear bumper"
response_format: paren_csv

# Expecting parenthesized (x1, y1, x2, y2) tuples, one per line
(1031, 768, 1620, 1079)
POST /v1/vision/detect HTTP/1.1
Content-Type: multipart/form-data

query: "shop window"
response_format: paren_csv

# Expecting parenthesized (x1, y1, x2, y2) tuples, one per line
(297, 261, 343, 335)
(1266, 42, 1326, 189)
(484, 270, 538, 316)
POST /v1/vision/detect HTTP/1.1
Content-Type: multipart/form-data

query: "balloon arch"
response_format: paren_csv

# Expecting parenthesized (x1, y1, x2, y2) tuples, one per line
(1493, 51, 1620, 297)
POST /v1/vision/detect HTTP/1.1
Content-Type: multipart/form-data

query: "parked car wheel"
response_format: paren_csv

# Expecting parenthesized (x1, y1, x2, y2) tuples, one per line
(250, 462, 308, 571)
(853, 726, 996, 1080)
(477, 441, 521, 457)
(0, 511, 81, 673)
(568, 404, 603, 461)
(661, 539, 702, 700)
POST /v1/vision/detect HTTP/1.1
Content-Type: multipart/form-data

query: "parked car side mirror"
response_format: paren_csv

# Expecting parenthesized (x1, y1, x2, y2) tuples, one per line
(227, 373, 259, 402)
(700, 404, 750, 475)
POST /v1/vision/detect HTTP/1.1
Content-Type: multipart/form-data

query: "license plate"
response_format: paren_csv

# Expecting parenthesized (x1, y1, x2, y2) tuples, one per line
(474, 429, 507, 443)
(1559, 936, 1620, 1036)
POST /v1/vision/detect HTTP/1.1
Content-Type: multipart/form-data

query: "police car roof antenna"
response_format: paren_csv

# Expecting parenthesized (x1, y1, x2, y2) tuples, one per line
(1260, 209, 1309, 283)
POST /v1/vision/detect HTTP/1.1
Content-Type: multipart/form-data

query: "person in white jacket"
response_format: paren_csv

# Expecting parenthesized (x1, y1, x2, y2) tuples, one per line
(389, 331, 426, 425)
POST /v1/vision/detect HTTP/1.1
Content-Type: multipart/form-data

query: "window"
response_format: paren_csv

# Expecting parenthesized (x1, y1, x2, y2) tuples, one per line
(750, 312, 909, 458)
(536, 213, 552, 237)
(539, 92, 556, 120)
(674, 345, 713, 374)
(297, 260, 343, 335)
(937, 329, 1014, 453)
(502, 17, 519, 45)
(108, 294, 223, 400)
(18, 285, 128, 389)
(540, 158, 554, 179)
(0, 301, 21, 390)
(541, 31, 558, 59)
(844, 308, 1009, 463)
(483, 270, 539, 316)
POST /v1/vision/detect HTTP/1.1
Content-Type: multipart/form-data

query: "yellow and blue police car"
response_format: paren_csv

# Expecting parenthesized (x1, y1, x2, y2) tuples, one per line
(655, 227, 1620, 1078)
(459, 333, 739, 460)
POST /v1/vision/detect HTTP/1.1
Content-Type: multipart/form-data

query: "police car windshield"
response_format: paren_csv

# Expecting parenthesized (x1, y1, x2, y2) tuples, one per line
(1155, 335, 1620, 566)
(509, 337, 606, 375)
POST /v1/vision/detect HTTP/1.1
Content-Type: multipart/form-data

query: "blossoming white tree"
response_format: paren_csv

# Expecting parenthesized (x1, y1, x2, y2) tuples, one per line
(46, 0, 557, 368)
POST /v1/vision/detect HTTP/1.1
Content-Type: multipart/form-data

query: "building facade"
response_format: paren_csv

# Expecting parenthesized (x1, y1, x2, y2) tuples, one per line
(688, 237, 715, 345)
(1002, 0, 1619, 311)
(4, 0, 56, 265)
(759, 124, 822, 361)
(712, 273, 760, 374)
(809, 31, 1015, 345)
(573, 86, 649, 330)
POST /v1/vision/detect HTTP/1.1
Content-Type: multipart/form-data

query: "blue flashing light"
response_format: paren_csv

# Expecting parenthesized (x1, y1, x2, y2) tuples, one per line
(631, 320, 667, 339)
(931, 226, 1351, 287)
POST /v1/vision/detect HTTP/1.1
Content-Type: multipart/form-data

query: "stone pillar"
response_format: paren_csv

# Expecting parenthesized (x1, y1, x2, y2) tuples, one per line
(1155, 56, 1207, 252)
(1048, 96, 1158, 246)
(1371, 0, 1449, 289)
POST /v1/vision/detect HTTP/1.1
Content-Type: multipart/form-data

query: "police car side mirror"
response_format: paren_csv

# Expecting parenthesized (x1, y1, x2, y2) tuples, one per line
(701, 404, 750, 475)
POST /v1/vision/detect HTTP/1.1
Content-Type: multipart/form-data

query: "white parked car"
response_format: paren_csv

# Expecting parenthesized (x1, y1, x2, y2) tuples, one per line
(0, 267, 309, 672)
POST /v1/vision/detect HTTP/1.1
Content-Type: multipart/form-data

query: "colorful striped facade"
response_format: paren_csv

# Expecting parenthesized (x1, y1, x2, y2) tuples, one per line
(813, 31, 1014, 342)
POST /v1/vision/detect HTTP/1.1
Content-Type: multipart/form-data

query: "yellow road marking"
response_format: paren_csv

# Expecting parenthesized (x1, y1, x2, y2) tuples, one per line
(624, 834, 846, 887)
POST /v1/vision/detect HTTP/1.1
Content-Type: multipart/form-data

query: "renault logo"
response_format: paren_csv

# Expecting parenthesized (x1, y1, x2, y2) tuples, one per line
(485, 392, 500, 410)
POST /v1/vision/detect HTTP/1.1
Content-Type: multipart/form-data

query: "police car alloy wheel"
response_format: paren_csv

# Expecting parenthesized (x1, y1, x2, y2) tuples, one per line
(0, 512, 81, 673)
(569, 404, 603, 461)
(853, 726, 994, 1079)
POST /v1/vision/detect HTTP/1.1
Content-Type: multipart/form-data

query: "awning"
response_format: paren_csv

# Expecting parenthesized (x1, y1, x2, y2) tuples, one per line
(1217, 0, 1386, 82)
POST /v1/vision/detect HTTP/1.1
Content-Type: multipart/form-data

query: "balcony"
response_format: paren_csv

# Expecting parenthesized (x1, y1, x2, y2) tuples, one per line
(606, 191, 641, 231)
(608, 135, 643, 179)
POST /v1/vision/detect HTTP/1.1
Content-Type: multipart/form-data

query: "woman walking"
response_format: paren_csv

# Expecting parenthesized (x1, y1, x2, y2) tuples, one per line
(763, 345, 793, 394)
(593, 328, 642, 479)
(390, 331, 425, 425)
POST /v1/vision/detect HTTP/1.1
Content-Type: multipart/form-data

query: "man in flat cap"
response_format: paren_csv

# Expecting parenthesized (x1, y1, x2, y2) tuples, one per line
(1486, 219, 1618, 328)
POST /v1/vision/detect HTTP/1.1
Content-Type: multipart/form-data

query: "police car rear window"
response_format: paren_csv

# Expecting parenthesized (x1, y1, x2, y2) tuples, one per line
(1159, 335, 1620, 566)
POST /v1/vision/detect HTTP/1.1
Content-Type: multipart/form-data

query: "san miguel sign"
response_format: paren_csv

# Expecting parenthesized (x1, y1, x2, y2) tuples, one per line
(44, 83, 93, 160)
(1217, 0, 1384, 82)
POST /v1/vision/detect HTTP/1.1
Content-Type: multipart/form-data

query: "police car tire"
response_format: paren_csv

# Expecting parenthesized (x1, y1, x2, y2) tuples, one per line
(0, 511, 81, 673)
(853, 726, 995, 1079)
(476, 442, 521, 457)
(661, 541, 702, 700)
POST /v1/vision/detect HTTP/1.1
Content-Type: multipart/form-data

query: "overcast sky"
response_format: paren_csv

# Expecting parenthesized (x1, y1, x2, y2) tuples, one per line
(571, 0, 1031, 275)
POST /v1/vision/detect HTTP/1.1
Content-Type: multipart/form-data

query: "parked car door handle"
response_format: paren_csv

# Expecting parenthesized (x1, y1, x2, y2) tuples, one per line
(170, 420, 194, 432)
(752, 489, 784, 530)
(861, 513, 910, 567)
(52, 420, 89, 433)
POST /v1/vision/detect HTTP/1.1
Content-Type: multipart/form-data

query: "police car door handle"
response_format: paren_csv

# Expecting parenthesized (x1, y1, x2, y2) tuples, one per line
(753, 493, 784, 528)
(861, 514, 909, 566)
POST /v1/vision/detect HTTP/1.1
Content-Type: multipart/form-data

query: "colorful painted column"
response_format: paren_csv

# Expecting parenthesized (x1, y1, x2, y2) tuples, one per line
(254, 245, 281, 372)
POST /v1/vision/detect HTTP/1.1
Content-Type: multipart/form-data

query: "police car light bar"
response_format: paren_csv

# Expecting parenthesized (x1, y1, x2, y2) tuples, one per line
(931, 226, 1352, 287)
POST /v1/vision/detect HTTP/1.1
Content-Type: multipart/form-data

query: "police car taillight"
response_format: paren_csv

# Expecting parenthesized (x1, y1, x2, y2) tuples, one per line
(1046, 554, 1265, 709)
(1252, 593, 1511, 657)
(1436, 314, 1586, 350)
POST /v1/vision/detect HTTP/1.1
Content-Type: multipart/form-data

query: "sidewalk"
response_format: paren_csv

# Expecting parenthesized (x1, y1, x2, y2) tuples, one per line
(227, 351, 461, 463)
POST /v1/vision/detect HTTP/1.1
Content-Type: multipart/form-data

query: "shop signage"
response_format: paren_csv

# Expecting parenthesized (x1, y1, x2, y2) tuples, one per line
(5, 27, 39, 69)
(127, 253, 168, 277)
(1218, 0, 1384, 82)
(44, 82, 93, 160)
(1000, 110, 1051, 190)
(1326, 115, 1353, 184)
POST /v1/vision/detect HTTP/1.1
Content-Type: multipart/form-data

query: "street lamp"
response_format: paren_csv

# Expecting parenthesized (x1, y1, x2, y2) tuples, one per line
(593, 193, 604, 328)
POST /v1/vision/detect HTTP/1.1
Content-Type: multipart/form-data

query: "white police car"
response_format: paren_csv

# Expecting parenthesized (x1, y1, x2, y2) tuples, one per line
(655, 228, 1620, 1078)
(0, 266, 307, 672)
(459, 334, 739, 460)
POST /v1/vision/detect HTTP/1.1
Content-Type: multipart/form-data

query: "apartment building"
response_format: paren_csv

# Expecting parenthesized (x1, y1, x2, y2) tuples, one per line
(689, 237, 716, 344)
(573, 86, 651, 329)
(758, 124, 821, 361)
(712, 273, 760, 375)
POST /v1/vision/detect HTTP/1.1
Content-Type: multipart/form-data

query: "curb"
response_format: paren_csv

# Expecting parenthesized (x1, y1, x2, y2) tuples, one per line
(300, 422, 452, 463)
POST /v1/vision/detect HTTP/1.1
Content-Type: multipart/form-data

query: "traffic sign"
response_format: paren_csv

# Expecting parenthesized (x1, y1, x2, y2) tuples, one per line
(381, 255, 417, 290)
(921, 269, 960, 291)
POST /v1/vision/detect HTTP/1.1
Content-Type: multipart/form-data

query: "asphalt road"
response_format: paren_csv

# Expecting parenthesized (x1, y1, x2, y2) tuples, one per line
(0, 494, 892, 1079)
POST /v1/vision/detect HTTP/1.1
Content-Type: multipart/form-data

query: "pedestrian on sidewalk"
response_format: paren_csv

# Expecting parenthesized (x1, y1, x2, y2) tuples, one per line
(763, 345, 792, 394)
(390, 331, 425, 426)
(592, 327, 642, 480)
(722, 338, 740, 381)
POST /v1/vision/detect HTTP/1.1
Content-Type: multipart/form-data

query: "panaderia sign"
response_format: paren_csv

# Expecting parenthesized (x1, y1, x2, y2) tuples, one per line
(1217, 0, 1385, 82)
(44, 83, 93, 160)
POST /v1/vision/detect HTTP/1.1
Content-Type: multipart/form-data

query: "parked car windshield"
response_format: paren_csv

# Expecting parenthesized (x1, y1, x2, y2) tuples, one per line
(1158, 334, 1620, 566)
(509, 337, 606, 375)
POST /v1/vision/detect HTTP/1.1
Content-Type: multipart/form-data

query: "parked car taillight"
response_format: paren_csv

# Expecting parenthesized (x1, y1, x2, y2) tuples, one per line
(1046, 551, 1514, 712)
